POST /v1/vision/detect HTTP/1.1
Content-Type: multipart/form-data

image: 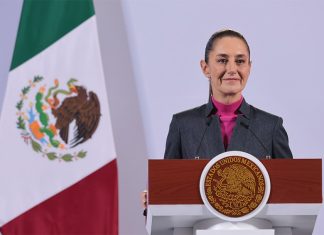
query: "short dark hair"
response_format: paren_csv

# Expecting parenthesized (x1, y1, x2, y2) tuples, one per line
(204, 29, 250, 63)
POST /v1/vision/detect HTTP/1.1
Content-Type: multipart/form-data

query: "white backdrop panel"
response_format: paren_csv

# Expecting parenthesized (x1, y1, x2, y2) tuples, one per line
(122, 0, 324, 158)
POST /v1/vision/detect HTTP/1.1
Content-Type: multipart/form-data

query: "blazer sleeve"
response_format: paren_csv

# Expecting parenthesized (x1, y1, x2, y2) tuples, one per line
(164, 115, 182, 159)
(272, 117, 293, 158)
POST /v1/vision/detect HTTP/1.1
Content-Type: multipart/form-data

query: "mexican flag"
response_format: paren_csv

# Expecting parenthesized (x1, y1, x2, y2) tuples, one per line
(0, 0, 118, 234)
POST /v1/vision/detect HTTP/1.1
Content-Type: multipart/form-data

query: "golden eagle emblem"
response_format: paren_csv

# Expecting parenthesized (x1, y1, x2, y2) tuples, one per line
(203, 156, 266, 218)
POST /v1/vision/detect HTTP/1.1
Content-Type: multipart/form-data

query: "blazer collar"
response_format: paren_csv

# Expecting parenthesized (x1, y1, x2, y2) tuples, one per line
(205, 97, 250, 119)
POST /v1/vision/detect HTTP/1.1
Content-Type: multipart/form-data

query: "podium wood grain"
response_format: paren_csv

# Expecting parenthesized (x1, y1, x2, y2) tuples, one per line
(148, 159, 322, 204)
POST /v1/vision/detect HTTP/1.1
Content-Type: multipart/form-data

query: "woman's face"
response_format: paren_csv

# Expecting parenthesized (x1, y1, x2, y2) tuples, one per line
(201, 36, 251, 102)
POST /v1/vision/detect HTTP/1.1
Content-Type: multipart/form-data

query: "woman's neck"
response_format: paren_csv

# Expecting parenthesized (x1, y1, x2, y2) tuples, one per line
(212, 93, 242, 105)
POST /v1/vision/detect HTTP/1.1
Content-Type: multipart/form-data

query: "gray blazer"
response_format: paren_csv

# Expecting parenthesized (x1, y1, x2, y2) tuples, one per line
(164, 99, 293, 160)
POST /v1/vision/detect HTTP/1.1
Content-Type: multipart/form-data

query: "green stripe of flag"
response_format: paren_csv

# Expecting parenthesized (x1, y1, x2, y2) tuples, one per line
(10, 0, 95, 71)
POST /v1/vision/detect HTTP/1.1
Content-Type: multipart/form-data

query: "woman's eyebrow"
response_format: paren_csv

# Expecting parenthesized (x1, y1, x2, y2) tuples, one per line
(216, 54, 229, 58)
(236, 54, 248, 58)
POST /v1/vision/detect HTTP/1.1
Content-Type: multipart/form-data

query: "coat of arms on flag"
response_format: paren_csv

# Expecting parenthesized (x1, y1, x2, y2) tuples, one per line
(16, 75, 101, 162)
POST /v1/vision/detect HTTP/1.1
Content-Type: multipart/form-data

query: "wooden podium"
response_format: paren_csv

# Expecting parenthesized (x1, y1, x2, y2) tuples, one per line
(146, 159, 322, 235)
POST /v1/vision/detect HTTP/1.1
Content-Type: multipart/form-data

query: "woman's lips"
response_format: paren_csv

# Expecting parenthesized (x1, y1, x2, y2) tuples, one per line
(222, 78, 241, 81)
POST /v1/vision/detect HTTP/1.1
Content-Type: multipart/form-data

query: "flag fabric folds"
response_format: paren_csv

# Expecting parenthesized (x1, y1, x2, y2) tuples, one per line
(0, 0, 118, 234)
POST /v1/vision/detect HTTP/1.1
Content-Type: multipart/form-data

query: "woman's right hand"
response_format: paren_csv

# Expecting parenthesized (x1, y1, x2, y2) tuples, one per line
(141, 190, 148, 216)
(141, 190, 148, 209)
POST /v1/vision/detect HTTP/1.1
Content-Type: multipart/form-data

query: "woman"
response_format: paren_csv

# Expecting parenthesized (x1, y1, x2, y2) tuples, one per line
(164, 29, 293, 159)
(142, 29, 292, 215)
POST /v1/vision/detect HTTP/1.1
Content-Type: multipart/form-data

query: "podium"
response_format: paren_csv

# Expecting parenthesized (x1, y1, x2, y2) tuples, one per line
(146, 159, 322, 235)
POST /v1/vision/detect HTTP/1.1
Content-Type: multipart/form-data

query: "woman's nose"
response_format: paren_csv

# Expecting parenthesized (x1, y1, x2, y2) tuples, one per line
(226, 61, 237, 74)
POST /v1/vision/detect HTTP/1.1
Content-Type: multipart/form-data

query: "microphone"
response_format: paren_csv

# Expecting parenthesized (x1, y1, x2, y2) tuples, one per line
(195, 117, 213, 159)
(240, 121, 271, 159)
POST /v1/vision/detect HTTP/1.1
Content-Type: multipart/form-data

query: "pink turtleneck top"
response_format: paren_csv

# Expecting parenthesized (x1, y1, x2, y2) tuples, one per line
(212, 96, 243, 150)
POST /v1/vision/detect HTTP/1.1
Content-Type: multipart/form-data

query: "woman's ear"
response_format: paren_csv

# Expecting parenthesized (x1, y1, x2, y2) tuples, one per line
(200, 60, 210, 79)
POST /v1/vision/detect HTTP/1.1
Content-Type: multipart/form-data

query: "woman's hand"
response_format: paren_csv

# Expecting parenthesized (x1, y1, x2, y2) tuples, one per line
(141, 190, 148, 209)
(141, 190, 148, 216)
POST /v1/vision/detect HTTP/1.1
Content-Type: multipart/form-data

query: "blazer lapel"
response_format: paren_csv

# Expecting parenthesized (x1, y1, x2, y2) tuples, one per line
(205, 115, 225, 158)
(227, 114, 249, 152)
(227, 99, 251, 152)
